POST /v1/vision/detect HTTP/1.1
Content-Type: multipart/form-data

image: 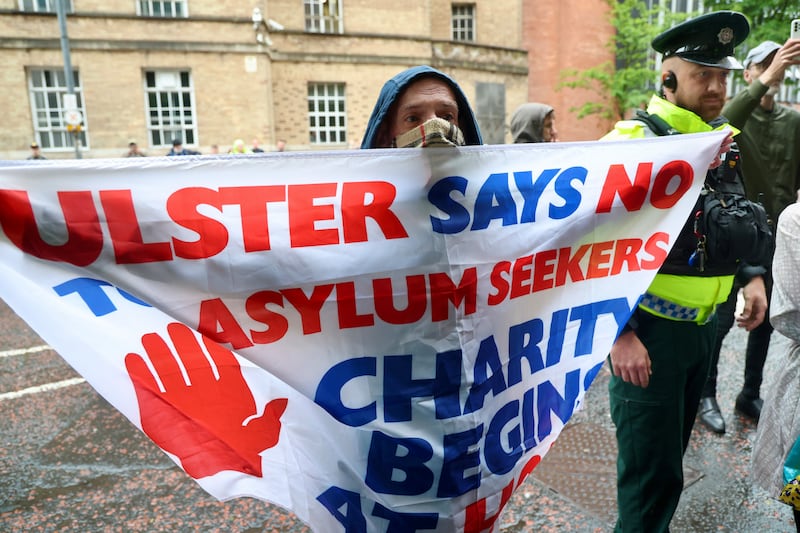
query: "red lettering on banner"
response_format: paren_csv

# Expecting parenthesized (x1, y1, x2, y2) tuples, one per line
(341, 181, 409, 242)
(641, 231, 669, 269)
(487, 234, 670, 306)
(488, 261, 512, 306)
(595, 160, 693, 214)
(0, 181, 409, 266)
(610, 238, 643, 275)
(430, 269, 477, 321)
(337, 282, 376, 329)
(282, 285, 335, 333)
(509, 255, 533, 299)
(101, 190, 172, 263)
(288, 183, 340, 248)
(195, 270, 479, 346)
(464, 479, 514, 533)
(167, 187, 229, 260)
(651, 160, 693, 208)
(555, 244, 590, 287)
(198, 297, 255, 350)
(532, 248, 557, 292)
(587, 240, 614, 279)
(515, 454, 542, 488)
(246, 290, 289, 345)
(220, 185, 286, 252)
(373, 275, 428, 324)
(596, 162, 652, 213)
(0, 189, 103, 266)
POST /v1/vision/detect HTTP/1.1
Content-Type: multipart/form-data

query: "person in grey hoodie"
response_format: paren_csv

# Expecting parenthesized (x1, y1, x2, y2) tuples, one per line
(510, 103, 558, 143)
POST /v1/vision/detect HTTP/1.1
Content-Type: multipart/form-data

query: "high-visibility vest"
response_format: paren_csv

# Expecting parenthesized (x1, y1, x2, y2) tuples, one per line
(605, 94, 739, 323)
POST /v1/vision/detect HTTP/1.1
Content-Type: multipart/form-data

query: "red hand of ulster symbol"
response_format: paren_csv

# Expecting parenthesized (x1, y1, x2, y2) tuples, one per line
(125, 322, 288, 478)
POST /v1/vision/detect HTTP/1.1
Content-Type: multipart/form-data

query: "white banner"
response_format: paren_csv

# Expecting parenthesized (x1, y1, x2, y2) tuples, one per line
(0, 133, 725, 532)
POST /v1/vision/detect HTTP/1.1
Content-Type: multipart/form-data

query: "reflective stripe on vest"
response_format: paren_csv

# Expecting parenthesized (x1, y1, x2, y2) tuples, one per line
(639, 292, 710, 323)
(645, 273, 734, 323)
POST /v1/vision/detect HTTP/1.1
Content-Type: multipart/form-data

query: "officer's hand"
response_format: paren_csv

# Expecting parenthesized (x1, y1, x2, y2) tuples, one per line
(709, 131, 734, 170)
(737, 275, 767, 331)
(760, 39, 800, 87)
(609, 330, 652, 388)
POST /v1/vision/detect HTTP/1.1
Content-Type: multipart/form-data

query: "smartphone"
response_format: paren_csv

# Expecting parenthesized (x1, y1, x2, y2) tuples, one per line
(793, 19, 800, 59)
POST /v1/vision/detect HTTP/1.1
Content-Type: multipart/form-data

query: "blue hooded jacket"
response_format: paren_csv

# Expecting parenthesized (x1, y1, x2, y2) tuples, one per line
(360, 65, 483, 149)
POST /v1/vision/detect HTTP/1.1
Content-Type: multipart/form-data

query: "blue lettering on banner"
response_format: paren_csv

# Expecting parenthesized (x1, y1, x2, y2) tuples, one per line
(315, 297, 632, 498)
(366, 431, 434, 495)
(438, 424, 483, 497)
(317, 486, 367, 532)
(53, 277, 151, 316)
(316, 486, 439, 532)
(550, 167, 587, 220)
(427, 167, 588, 234)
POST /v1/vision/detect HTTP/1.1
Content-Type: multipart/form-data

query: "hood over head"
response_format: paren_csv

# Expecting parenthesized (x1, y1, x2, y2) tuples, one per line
(510, 103, 554, 143)
(360, 65, 483, 149)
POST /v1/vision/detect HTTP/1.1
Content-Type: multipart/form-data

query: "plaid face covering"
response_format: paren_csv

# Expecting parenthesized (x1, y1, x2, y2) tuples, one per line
(393, 117, 465, 148)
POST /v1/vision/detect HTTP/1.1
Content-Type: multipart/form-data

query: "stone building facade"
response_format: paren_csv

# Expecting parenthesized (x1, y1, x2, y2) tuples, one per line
(0, 0, 535, 159)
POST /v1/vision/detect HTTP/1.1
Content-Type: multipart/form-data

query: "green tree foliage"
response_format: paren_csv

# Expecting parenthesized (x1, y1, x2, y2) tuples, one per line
(559, 0, 689, 121)
(560, 0, 800, 122)
(708, 0, 800, 48)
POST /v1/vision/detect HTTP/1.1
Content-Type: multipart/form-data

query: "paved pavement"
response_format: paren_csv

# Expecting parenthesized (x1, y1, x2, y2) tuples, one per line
(0, 296, 796, 532)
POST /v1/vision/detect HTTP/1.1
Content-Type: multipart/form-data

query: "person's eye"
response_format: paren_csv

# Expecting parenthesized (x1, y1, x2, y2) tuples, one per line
(404, 115, 420, 124)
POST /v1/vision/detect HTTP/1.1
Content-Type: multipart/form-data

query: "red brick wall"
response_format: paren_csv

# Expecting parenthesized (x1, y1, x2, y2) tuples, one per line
(523, 0, 616, 141)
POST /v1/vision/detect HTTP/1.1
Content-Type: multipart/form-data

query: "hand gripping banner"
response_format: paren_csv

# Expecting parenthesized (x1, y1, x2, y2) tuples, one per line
(0, 132, 726, 532)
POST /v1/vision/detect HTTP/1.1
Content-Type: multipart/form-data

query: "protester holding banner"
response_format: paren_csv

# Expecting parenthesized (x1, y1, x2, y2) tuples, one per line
(698, 37, 800, 435)
(510, 103, 558, 143)
(0, 57, 733, 531)
(360, 65, 483, 149)
(602, 11, 770, 532)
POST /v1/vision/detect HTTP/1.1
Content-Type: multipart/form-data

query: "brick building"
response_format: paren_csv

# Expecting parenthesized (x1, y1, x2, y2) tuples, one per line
(523, 0, 615, 141)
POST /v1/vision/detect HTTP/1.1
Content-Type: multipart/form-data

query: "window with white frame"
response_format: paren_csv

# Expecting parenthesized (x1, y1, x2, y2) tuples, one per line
(28, 68, 87, 150)
(137, 0, 187, 18)
(451, 4, 475, 42)
(307, 83, 346, 145)
(20, 0, 73, 13)
(304, 0, 343, 34)
(144, 70, 198, 147)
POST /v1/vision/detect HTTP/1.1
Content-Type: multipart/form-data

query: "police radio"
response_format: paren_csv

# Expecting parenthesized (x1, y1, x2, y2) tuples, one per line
(716, 142, 740, 183)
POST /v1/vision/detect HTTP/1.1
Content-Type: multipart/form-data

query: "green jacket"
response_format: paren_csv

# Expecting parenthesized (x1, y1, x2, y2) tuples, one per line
(723, 79, 800, 221)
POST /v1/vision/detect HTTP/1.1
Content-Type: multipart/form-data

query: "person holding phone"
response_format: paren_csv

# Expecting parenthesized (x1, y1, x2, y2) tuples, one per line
(697, 34, 800, 435)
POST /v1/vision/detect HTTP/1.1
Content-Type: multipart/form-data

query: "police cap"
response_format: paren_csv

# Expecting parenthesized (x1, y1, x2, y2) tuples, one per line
(652, 11, 750, 70)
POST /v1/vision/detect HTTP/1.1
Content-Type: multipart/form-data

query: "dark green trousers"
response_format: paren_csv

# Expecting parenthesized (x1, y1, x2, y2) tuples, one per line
(609, 311, 717, 533)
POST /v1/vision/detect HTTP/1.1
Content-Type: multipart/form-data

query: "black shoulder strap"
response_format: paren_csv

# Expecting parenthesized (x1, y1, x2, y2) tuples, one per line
(633, 109, 680, 136)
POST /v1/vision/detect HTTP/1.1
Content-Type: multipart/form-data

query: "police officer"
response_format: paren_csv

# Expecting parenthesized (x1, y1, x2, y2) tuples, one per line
(698, 37, 800, 434)
(602, 11, 769, 532)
